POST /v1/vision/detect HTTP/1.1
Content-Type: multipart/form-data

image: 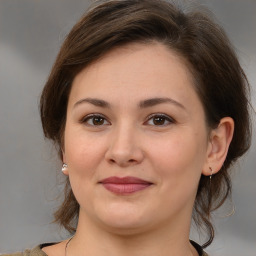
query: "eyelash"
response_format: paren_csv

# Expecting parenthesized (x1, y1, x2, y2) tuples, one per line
(80, 113, 175, 127)
(145, 113, 175, 126)
(80, 114, 110, 126)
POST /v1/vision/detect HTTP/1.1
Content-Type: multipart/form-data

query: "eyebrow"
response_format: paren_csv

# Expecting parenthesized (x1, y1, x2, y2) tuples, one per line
(74, 98, 111, 108)
(139, 97, 185, 109)
(73, 97, 185, 110)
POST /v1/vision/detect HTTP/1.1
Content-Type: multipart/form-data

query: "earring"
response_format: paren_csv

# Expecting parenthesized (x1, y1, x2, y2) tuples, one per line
(62, 163, 68, 172)
(209, 167, 213, 184)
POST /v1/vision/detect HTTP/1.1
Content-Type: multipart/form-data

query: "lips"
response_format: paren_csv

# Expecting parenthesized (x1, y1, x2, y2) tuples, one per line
(99, 176, 153, 195)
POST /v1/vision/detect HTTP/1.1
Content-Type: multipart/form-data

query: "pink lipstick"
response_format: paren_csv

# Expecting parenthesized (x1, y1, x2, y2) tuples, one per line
(99, 176, 152, 195)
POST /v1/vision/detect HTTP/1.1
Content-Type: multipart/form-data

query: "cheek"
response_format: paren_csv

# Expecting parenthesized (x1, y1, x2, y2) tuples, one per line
(64, 129, 106, 179)
(149, 133, 207, 214)
(64, 131, 107, 207)
(149, 130, 207, 186)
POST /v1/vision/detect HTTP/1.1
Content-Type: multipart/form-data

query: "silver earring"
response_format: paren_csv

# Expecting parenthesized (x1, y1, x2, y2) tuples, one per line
(62, 163, 68, 172)
(209, 167, 213, 184)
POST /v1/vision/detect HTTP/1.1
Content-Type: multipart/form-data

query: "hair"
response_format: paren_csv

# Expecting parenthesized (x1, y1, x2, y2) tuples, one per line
(40, 0, 251, 248)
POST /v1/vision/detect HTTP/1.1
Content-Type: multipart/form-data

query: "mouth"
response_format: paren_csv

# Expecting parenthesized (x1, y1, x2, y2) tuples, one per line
(99, 176, 153, 195)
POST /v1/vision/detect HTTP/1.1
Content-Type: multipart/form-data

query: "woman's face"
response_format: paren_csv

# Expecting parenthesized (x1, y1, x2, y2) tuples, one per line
(63, 42, 211, 234)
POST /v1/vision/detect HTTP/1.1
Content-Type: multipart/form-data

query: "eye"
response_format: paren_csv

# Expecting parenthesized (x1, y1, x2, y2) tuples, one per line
(81, 114, 110, 126)
(145, 114, 175, 126)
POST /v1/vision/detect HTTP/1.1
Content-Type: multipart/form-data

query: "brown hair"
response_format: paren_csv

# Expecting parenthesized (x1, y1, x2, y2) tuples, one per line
(40, 0, 251, 247)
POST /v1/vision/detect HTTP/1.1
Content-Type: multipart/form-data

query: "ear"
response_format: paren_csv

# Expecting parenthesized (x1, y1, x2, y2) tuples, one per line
(202, 117, 234, 176)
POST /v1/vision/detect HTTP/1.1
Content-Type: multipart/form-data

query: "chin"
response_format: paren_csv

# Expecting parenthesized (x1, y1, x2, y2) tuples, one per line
(99, 218, 151, 236)
(94, 203, 152, 233)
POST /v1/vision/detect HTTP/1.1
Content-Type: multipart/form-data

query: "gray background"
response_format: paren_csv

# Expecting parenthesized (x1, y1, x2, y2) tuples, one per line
(0, 0, 255, 255)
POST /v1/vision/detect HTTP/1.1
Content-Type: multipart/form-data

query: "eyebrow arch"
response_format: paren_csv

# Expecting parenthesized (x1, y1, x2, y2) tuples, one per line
(73, 97, 185, 110)
(74, 98, 110, 108)
(139, 97, 185, 109)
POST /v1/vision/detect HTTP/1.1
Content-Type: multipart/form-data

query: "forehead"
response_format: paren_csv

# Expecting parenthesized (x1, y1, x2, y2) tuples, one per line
(69, 42, 201, 110)
(73, 43, 193, 86)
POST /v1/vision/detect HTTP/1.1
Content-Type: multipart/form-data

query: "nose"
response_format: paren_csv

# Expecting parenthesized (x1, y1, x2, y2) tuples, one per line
(105, 124, 144, 167)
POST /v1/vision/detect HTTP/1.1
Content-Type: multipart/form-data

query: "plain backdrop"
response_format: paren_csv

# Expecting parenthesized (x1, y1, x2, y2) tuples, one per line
(0, 0, 255, 255)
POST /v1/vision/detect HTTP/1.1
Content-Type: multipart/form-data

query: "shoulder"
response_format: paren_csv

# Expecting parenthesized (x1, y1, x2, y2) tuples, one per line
(1, 245, 47, 256)
(1, 240, 68, 256)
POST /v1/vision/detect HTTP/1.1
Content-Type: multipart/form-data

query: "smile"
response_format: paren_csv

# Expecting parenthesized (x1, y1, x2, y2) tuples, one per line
(99, 176, 153, 195)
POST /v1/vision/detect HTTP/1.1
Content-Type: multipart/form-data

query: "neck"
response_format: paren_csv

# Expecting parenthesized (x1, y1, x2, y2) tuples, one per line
(67, 210, 197, 256)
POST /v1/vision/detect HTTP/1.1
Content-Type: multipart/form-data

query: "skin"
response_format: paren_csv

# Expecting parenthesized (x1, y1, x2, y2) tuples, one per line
(43, 42, 234, 256)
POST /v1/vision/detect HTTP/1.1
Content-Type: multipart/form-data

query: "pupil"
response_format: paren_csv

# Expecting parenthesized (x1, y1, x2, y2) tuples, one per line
(93, 117, 104, 125)
(153, 116, 165, 125)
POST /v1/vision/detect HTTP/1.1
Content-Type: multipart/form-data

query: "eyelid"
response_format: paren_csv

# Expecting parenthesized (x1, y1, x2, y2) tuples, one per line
(79, 112, 175, 126)
(80, 113, 111, 126)
(145, 113, 176, 125)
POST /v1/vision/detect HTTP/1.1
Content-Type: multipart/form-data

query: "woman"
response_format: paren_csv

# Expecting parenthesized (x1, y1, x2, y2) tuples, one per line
(4, 0, 251, 255)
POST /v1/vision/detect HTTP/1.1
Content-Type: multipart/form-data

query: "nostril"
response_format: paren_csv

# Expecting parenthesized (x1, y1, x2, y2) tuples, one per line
(108, 158, 137, 166)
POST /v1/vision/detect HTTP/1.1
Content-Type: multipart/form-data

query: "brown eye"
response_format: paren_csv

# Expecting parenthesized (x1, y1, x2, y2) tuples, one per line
(92, 116, 104, 125)
(153, 116, 166, 125)
(146, 114, 174, 126)
(82, 114, 110, 126)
